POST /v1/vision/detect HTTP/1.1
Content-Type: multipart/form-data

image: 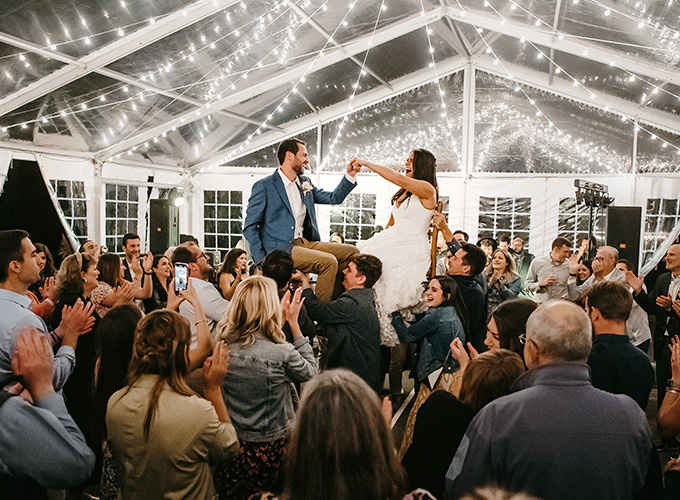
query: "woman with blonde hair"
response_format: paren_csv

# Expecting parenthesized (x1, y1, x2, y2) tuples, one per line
(106, 310, 239, 499)
(485, 248, 521, 320)
(214, 275, 317, 500)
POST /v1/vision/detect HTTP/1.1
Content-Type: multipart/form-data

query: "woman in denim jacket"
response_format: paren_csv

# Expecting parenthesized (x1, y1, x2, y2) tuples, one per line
(391, 275, 466, 457)
(213, 276, 317, 500)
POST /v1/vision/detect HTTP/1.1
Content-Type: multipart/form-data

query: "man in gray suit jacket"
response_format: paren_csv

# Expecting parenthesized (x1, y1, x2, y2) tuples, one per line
(243, 138, 360, 301)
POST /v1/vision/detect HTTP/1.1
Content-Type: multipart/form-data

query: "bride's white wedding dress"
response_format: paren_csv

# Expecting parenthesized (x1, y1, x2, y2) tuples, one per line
(357, 195, 432, 347)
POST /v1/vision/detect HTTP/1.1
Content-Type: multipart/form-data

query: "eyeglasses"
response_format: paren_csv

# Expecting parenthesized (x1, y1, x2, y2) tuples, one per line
(518, 333, 526, 345)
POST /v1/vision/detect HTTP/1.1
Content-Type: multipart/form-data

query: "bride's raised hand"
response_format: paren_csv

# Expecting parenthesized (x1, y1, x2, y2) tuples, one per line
(347, 158, 362, 177)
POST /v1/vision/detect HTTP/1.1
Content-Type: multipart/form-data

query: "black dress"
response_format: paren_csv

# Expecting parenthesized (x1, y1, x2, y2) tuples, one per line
(51, 292, 101, 485)
(143, 273, 170, 312)
(401, 390, 476, 499)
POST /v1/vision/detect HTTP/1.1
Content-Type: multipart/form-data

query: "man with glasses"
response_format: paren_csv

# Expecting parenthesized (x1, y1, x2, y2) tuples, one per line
(566, 245, 625, 301)
(171, 244, 228, 348)
(446, 300, 654, 500)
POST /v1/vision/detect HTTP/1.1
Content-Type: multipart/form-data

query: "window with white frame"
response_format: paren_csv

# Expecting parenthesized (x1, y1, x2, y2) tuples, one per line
(105, 184, 139, 254)
(557, 197, 606, 249)
(50, 180, 88, 244)
(203, 190, 243, 259)
(330, 193, 377, 244)
(643, 198, 680, 265)
(478, 197, 531, 243)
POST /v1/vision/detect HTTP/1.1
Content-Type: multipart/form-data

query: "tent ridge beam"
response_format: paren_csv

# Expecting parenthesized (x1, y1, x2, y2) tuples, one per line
(443, 5, 680, 87)
(0, 31, 283, 132)
(192, 55, 468, 170)
(282, 0, 392, 90)
(471, 55, 680, 136)
(0, 140, 179, 171)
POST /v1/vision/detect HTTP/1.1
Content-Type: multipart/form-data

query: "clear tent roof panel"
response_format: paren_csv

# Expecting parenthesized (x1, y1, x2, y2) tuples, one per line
(310, 0, 423, 46)
(550, 49, 664, 107)
(560, 0, 680, 67)
(0, 0, 189, 59)
(224, 126, 318, 169)
(484, 33, 677, 116)
(235, 87, 297, 127)
(474, 71, 633, 174)
(643, 81, 680, 116)
(363, 21, 461, 82)
(453, 0, 557, 27)
(451, 0, 679, 67)
(637, 126, 680, 173)
(320, 73, 464, 173)
(104, 0, 327, 103)
(294, 56, 381, 111)
(487, 36, 552, 71)
(0, 44, 66, 98)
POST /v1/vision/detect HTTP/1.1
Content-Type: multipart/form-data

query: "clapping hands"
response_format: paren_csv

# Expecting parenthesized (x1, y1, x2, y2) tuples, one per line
(112, 281, 136, 306)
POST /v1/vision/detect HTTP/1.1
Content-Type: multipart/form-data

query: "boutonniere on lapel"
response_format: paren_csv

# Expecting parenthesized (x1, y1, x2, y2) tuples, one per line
(300, 181, 313, 196)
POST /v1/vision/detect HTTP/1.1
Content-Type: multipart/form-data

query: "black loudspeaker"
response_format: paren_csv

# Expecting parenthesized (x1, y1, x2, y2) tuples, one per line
(606, 206, 642, 273)
(149, 199, 179, 255)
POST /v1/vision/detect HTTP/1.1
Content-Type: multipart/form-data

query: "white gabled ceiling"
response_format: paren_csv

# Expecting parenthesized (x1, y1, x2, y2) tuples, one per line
(0, 0, 678, 171)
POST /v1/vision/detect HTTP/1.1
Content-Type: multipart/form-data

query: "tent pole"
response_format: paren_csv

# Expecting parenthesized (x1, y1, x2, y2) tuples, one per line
(93, 160, 103, 249)
(461, 63, 476, 231)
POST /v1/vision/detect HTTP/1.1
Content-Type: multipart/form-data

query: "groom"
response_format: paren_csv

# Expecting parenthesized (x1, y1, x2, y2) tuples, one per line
(243, 138, 360, 301)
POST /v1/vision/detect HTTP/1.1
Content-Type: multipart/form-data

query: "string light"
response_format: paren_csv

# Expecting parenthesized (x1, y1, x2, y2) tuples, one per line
(318, 0, 388, 170)
(460, 0, 680, 159)
(2, 0, 304, 141)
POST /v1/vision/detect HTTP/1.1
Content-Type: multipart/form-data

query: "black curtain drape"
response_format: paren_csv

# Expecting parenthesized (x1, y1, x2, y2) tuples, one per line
(0, 159, 75, 267)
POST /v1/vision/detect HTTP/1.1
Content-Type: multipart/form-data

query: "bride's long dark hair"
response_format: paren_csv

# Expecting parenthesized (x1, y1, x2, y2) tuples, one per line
(391, 148, 438, 205)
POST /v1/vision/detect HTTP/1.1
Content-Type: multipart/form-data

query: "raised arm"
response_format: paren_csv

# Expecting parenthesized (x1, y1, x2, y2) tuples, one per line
(134, 251, 154, 299)
(353, 158, 436, 208)
(659, 337, 680, 438)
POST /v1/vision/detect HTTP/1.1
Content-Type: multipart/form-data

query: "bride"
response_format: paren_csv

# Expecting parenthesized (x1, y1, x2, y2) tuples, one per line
(353, 149, 438, 347)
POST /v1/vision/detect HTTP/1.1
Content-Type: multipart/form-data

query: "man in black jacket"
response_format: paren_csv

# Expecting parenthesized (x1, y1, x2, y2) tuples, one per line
(586, 281, 654, 410)
(626, 243, 680, 407)
(298, 254, 383, 393)
(446, 241, 488, 353)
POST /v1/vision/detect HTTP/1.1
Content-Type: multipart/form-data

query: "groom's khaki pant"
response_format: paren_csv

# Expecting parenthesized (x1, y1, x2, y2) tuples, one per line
(291, 238, 359, 302)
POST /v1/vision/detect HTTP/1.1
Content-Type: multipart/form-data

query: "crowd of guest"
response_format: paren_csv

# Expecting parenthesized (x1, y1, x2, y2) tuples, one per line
(3, 220, 680, 500)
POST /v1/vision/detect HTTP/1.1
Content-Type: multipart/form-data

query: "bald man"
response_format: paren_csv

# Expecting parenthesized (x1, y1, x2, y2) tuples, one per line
(445, 301, 654, 500)
(626, 243, 680, 407)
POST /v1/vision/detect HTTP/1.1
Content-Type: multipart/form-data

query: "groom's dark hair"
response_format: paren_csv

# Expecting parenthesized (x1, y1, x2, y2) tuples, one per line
(277, 138, 306, 165)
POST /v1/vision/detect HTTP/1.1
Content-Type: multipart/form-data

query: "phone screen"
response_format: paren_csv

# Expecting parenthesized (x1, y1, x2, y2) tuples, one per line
(175, 264, 188, 293)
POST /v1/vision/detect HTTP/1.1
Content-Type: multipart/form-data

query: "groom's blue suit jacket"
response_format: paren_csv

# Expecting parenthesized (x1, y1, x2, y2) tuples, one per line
(243, 170, 356, 265)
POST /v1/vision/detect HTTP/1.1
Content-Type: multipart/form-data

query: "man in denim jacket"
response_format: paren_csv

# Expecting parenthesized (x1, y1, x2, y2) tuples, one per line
(297, 254, 383, 393)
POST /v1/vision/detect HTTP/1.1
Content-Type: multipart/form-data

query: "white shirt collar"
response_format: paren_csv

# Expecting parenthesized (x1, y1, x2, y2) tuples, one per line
(278, 168, 299, 188)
